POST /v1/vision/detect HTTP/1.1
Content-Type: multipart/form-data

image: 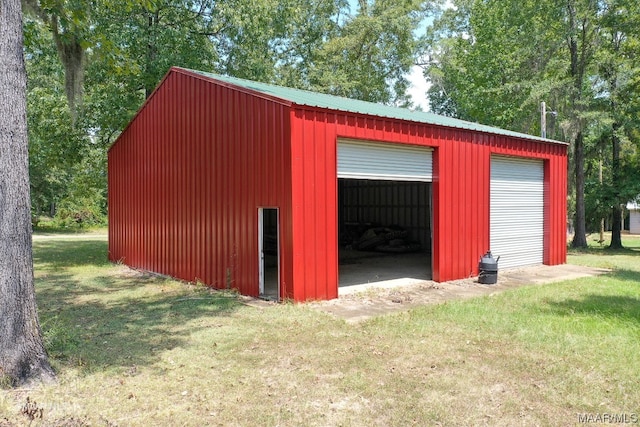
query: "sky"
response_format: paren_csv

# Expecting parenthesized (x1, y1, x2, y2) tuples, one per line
(407, 65, 430, 111)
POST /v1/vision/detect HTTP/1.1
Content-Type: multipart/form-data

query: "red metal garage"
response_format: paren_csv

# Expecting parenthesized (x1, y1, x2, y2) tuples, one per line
(108, 67, 567, 302)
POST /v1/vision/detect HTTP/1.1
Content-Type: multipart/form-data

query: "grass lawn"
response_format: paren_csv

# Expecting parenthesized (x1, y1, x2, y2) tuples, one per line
(1, 232, 639, 426)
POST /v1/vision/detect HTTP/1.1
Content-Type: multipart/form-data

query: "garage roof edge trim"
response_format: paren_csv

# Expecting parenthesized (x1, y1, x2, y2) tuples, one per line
(179, 67, 567, 146)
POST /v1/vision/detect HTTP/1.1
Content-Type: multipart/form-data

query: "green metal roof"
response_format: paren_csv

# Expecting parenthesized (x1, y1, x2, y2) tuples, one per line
(184, 68, 565, 145)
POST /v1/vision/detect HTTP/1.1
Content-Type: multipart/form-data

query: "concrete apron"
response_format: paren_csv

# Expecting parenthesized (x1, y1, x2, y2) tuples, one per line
(308, 263, 610, 324)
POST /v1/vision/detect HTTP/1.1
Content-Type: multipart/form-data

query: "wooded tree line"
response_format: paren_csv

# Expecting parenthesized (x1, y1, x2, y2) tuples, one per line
(423, 0, 640, 248)
(24, 0, 430, 226)
(25, 0, 640, 249)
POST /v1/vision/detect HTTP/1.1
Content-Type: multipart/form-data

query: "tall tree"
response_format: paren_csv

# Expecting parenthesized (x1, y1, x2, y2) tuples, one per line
(0, 0, 55, 386)
(251, 0, 348, 88)
(424, 0, 568, 133)
(307, 0, 427, 104)
(24, 17, 82, 221)
(424, 0, 603, 247)
(597, 0, 640, 249)
(23, 0, 90, 123)
(566, 0, 600, 249)
(93, 0, 218, 98)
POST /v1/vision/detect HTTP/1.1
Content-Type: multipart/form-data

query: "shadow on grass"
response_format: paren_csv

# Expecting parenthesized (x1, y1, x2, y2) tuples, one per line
(543, 269, 640, 323)
(608, 268, 640, 283)
(33, 239, 111, 269)
(544, 294, 640, 324)
(33, 239, 243, 374)
(567, 246, 640, 257)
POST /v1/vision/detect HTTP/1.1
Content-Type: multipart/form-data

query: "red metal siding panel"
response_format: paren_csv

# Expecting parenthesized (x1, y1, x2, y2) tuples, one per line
(289, 110, 338, 301)
(108, 69, 293, 298)
(109, 68, 567, 302)
(544, 159, 552, 264)
(292, 109, 445, 297)
(431, 143, 441, 281)
(289, 107, 566, 296)
(544, 148, 568, 265)
(430, 129, 492, 282)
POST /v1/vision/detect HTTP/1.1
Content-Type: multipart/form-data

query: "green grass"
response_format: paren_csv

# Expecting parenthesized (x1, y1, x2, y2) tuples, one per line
(32, 215, 107, 234)
(0, 232, 639, 426)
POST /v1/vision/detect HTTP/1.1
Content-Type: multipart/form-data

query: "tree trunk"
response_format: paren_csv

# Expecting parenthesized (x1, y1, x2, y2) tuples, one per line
(566, 0, 588, 249)
(571, 131, 588, 248)
(145, 11, 158, 98)
(609, 123, 623, 249)
(610, 205, 622, 248)
(22, 0, 86, 124)
(0, 0, 55, 386)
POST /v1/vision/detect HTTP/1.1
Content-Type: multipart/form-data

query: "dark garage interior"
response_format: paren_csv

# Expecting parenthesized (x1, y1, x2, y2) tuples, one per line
(337, 179, 432, 288)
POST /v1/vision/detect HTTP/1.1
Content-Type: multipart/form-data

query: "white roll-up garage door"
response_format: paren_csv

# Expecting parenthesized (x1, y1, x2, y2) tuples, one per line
(337, 139, 432, 181)
(490, 156, 544, 269)
(630, 211, 640, 234)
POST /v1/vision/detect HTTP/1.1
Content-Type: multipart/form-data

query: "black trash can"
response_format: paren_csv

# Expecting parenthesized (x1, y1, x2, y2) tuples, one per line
(478, 251, 500, 284)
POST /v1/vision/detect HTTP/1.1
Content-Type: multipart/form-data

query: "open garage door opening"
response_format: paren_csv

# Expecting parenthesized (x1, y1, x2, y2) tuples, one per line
(338, 179, 432, 289)
(336, 139, 433, 291)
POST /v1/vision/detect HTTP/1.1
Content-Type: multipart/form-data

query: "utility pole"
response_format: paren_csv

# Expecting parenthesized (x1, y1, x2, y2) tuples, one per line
(541, 102, 557, 139)
(541, 101, 547, 138)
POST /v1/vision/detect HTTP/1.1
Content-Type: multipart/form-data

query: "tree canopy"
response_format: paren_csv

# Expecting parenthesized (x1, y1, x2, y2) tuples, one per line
(25, 0, 435, 228)
(423, 0, 640, 248)
(23, 0, 640, 245)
